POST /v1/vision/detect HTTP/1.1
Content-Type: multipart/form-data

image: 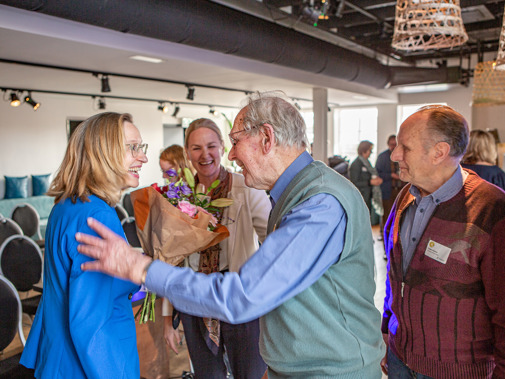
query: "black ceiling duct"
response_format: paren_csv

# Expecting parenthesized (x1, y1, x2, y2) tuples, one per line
(0, 0, 457, 88)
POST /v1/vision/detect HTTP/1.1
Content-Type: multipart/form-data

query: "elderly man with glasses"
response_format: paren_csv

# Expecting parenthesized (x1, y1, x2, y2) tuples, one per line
(76, 92, 385, 378)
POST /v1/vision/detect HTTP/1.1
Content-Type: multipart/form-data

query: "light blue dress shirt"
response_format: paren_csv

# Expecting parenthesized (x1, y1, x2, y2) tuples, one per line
(146, 151, 347, 324)
(400, 167, 466, 274)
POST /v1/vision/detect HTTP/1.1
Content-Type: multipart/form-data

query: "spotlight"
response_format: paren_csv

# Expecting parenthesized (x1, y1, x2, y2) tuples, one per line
(101, 75, 111, 93)
(302, 6, 321, 24)
(186, 86, 195, 101)
(209, 107, 219, 116)
(24, 92, 40, 110)
(10, 92, 21, 107)
(172, 105, 180, 117)
(158, 103, 169, 113)
(98, 97, 106, 110)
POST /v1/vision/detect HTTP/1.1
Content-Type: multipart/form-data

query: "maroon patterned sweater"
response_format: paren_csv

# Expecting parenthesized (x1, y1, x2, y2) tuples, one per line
(382, 171, 505, 378)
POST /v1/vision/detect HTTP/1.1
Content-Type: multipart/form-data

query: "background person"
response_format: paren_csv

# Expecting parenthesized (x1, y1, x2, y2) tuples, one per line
(163, 118, 270, 379)
(159, 144, 193, 183)
(382, 105, 505, 378)
(20, 112, 148, 378)
(350, 140, 383, 218)
(462, 129, 505, 191)
(376, 135, 404, 238)
(76, 92, 385, 378)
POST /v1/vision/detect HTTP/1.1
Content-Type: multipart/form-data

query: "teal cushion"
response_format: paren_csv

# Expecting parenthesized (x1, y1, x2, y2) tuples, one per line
(4, 176, 28, 199)
(32, 174, 51, 196)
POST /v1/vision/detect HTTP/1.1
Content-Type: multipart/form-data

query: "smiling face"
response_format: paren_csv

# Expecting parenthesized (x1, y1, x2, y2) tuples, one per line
(185, 127, 224, 186)
(391, 112, 435, 190)
(123, 121, 148, 189)
(228, 108, 269, 190)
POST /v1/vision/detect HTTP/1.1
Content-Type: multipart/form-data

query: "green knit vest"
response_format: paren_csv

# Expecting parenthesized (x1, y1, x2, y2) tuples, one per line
(261, 161, 384, 378)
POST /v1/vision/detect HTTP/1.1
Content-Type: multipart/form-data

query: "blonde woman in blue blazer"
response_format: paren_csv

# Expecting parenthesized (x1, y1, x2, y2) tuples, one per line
(20, 112, 148, 378)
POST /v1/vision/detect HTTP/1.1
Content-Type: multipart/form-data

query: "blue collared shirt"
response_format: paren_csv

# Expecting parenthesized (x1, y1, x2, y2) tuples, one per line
(400, 167, 466, 275)
(145, 151, 347, 323)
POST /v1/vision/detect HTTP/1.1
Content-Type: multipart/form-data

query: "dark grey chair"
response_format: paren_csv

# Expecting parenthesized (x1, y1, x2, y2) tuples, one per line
(0, 275, 25, 350)
(122, 192, 135, 217)
(0, 235, 43, 317)
(115, 203, 129, 223)
(11, 204, 44, 249)
(0, 276, 36, 378)
(121, 217, 142, 248)
(0, 218, 23, 248)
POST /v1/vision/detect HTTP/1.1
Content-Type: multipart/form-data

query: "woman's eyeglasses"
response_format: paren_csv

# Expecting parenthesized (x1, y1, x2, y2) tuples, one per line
(126, 143, 148, 157)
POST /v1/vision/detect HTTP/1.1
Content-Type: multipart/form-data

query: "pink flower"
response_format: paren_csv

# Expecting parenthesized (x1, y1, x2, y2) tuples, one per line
(178, 200, 197, 217)
(197, 206, 218, 227)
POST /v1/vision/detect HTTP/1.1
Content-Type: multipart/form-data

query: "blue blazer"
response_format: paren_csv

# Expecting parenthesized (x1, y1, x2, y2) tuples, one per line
(20, 195, 140, 378)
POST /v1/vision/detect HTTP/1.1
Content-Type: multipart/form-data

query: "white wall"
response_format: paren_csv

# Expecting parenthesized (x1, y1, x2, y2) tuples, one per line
(472, 104, 505, 142)
(376, 104, 398, 153)
(398, 85, 473, 128)
(398, 84, 505, 142)
(0, 93, 163, 198)
(0, 93, 240, 198)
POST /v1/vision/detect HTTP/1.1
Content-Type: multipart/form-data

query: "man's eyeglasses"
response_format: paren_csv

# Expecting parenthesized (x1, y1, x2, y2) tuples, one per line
(126, 143, 148, 157)
(228, 125, 259, 146)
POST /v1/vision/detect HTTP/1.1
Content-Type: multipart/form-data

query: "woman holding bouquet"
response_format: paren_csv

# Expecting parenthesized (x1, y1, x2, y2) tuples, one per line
(20, 112, 148, 378)
(163, 118, 270, 379)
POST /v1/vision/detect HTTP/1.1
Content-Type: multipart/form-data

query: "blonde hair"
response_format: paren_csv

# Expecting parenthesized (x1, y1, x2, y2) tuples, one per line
(463, 129, 497, 165)
(48, 112, 132, 205)
(159, 144, 193, 180)
(184, 118, 224, 148)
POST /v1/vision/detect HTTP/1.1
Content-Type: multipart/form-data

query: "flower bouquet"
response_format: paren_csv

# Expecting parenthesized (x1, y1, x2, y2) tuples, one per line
(130, 168, 232, 323)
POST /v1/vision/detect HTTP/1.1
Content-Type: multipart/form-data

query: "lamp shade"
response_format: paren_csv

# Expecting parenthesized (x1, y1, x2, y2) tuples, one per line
(495, 7, 505, 70)
(392, 0, 468, 51)
(471, 61, 505, 107)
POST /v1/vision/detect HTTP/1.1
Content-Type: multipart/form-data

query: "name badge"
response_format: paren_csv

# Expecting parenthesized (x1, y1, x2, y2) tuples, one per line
(424, 239, 451, 264)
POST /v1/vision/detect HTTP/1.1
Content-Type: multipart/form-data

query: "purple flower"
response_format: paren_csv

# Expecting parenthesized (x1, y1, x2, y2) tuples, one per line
(166, 168, 178, 177)
(180, 183, 192, 196)
(166, 183, 180, 199)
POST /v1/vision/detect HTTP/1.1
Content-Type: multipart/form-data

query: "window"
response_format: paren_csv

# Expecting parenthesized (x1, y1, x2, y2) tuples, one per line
(334, 107, 378, 164)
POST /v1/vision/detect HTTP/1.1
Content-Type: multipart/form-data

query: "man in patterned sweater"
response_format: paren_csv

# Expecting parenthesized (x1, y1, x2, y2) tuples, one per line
(381, 105, 505, 378)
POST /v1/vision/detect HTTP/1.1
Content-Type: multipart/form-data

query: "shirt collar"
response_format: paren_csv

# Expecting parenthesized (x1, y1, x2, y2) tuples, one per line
(269, 151, 313, 206)
(410, 166, 464, 205)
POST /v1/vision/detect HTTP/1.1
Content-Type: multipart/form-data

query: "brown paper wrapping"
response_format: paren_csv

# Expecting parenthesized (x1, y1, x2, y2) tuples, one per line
(130, 186, 230, 266)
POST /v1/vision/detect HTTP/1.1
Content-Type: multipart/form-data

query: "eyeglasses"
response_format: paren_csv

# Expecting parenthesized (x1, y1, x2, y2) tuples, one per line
(126, 143, 148, 157)
(228, 125, 260, 146)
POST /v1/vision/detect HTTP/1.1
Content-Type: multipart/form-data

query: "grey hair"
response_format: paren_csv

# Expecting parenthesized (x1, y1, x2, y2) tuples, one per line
(241, 91, 309, 150)
(417, 105, 469, 158)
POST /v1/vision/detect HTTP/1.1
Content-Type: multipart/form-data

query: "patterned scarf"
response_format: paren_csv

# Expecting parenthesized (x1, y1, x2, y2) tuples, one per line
(195, 165, 232, 355)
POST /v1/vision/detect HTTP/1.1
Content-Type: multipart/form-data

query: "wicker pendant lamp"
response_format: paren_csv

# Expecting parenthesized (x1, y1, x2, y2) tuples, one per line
(495, 6, 505, 70)
(392, 0, 468, 51)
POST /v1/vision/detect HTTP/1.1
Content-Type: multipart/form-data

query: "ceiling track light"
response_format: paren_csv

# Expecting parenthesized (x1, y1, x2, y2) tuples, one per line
(158, 102, 170, 113)
(186, 86, 195, 101)
(10, 92, 21, 107)
(93, 73, 111, 93)
(24, 92, 40, 110)
(209, 107, 219, 116)
(98, 97, 106, 110)
(172, 104, 180, 117)
(101, 75, 111, 93)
